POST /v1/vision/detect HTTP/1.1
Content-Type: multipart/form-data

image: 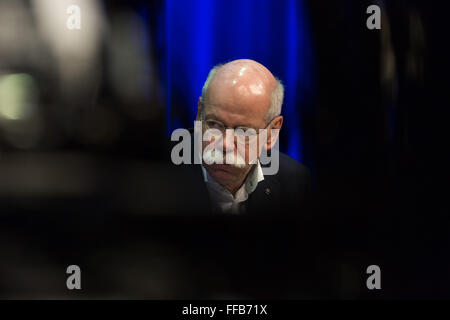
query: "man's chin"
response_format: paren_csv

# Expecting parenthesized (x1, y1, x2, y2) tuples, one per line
(206, 164, 244, 181)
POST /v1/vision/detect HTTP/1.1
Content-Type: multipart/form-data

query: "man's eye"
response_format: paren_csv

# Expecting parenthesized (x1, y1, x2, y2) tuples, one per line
(207, 121, 223, 129)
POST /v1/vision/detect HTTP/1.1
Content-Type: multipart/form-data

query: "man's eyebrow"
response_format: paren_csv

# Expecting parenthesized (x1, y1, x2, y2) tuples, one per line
(204, 114, 223, 122)
(204, 111, 255, 128)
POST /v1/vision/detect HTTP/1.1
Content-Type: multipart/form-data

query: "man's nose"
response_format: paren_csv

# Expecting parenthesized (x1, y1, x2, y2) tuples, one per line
(222, 129, 236, 153)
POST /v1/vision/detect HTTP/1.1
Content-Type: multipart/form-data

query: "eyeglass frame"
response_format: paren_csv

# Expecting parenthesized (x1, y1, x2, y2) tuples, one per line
(199, 103, 280, 138)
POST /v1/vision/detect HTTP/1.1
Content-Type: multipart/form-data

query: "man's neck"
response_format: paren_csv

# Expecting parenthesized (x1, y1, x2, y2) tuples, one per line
(225, 177, 246, 196)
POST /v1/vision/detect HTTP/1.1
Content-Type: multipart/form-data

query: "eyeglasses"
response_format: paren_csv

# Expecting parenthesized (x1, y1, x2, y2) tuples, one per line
(200, 113, 278, 144)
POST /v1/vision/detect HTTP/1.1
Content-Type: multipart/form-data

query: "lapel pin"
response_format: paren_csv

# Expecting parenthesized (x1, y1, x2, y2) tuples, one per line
(265, 188, 271, 195)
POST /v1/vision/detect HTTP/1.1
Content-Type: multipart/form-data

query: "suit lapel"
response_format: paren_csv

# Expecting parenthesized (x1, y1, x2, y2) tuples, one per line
(247, 174, 281, 216)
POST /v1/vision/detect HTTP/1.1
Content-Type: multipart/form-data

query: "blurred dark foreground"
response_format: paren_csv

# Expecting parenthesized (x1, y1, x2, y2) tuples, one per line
(0, 0, 449, 299)
(0, 152, 448, 299)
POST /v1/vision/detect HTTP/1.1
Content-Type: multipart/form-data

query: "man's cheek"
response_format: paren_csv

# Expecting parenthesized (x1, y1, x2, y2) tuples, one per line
(243, 141, 260, 165)
(204, 133, 223, 148)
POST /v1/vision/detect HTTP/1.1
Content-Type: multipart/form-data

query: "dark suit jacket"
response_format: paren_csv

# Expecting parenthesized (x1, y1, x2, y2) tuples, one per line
(156, 130, 332, 299)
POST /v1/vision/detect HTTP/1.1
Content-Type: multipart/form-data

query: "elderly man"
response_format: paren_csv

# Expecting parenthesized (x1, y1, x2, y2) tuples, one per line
(159, 60, 316, 298)
(185, 59, 311, 216)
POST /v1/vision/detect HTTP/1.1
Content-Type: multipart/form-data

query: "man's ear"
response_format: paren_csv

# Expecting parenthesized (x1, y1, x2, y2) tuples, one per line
(264, 116, 283, 150)
(196, 97, 203, 121)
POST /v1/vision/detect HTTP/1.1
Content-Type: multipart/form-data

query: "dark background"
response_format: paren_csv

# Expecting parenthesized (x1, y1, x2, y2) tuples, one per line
(0, 0, 448, 299)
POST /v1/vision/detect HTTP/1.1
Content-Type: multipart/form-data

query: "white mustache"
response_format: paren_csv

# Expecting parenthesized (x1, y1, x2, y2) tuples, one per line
(202, 148, 247, 169)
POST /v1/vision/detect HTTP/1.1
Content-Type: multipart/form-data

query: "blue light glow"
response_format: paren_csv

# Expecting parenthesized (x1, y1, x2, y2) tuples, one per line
(162, 0, 315, 162)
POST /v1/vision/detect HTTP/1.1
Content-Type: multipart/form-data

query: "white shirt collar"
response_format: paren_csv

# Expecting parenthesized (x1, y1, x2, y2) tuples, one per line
(200, 161, 265, 214)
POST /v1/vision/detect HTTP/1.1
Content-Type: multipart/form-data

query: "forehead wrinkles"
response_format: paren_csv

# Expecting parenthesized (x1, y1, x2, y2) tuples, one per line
(204, 105, 257, 128)
(209, 75, 269, 107)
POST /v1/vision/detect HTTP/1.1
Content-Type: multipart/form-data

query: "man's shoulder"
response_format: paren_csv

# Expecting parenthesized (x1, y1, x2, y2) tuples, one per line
(250, 151, 311, 217)
(276, 151, 310, 182)
(271, 151, 311, 207)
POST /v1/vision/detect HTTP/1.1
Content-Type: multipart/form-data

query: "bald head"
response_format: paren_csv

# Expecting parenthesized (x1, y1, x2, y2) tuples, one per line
(201, 59, 283, 126)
